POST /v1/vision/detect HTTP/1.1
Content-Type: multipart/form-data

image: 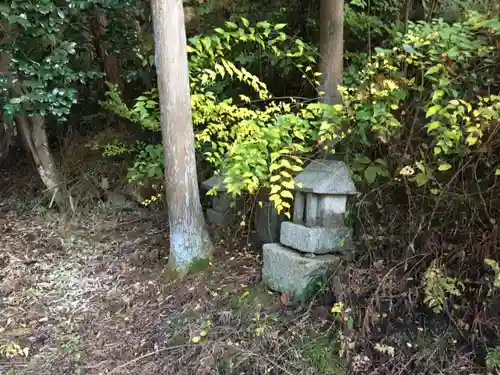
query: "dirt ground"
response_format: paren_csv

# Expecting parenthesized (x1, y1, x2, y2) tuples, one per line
(2, 149, 493, 375)
(0, 159, 344, 375)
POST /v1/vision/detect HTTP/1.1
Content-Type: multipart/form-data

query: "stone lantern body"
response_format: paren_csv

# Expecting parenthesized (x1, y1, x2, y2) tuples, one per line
(262, 160, 358, 303)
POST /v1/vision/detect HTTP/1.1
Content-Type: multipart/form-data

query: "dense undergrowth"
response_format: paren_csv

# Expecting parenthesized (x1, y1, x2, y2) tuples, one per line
(97, 10, 500, 373)
(1, 0, 500, 374)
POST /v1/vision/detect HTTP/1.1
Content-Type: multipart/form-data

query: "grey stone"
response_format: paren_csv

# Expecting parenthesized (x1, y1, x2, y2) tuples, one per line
(201, 175, 226, 191)
(206, 208, 230, 226)
(202, 175, 245, 214)
(295, 160, 357, 195)
(254, 201, 285, 243)
(280, 221, 352, 254)
(318, 196, 347, 227)
(293, 192, 305, 223)
(104, 191, 139, 211)
(305, 193, 318, 227)
(294, 193, 348, 228)
(262, 243, 341, 303)
(212, 194, 232, 212)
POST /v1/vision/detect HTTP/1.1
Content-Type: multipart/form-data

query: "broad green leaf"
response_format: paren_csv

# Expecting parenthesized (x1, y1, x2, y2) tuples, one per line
(364, 166, 379, 185)
(427, 121, 441, 131)
(438, 163, 452, 171)
(411, 173, 428, 187)
(425, 65, 441, 76)
(426, 105, 441, 118)
(225, 21, 238, 29)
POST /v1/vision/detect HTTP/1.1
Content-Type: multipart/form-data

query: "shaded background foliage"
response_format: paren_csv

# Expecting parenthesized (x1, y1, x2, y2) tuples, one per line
(1, 0, 500, 373)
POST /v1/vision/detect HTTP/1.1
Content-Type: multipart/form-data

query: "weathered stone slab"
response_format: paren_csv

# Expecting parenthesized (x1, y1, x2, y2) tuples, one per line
(262, 243, 341, 303)
(293, 192, 305, 223)
(206, 208, 229, 226)
(280, 221, 351, 254)
(212, 194, 232, 212)
(201, 174, 226, 191)
(295, 160, 357, 195)
(254, 201, 285, 243)
(306, 194, 318, 227)
(318, 196, 346, 228)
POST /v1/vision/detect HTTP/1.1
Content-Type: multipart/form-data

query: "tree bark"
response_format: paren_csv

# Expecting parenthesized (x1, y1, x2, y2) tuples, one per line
(90, 12, 122, 87)
(0, 52, 16, 166)
(0, 120, 16, 167)
(150, 0, 214, 274)
(17, 116, 63, 205)
(319, 0, 344, 105)
(0, 39, 64, 206)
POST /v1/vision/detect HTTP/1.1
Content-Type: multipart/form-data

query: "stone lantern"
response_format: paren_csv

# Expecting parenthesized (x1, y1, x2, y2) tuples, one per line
(202, 174, 285, 243)
(262, 160, 358, 303)
(280, 160, 357, 254)
(201, 174, 242, 226)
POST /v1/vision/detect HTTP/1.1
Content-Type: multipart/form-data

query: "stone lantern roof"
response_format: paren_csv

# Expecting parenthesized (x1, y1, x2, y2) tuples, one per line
(294, 160, 357, 195)
(201, 174, 226, 191)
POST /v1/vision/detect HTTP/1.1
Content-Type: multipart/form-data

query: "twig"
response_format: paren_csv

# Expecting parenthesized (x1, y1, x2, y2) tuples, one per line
(230, 346, 296, 375)
(108, 344, 194, 374)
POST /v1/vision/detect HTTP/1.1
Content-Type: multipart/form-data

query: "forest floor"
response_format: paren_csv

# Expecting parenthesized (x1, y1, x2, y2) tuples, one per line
(0, 157, 344, 375)
(1, 145, 496, 375)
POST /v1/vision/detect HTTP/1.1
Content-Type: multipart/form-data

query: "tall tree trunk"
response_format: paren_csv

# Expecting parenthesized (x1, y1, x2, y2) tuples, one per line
(0, 44, 64, 206)
(91, 12, 122, 87)
(0, 120, 16, 167)
(151, 0, 214, 274)
(13, 107, 64, 206)
(318, 0, 344, 105)
(0, 52, 16, 166)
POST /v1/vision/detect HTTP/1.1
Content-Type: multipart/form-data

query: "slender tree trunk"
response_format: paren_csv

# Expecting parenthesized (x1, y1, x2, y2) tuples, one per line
(150, 0, 214, 274)
(91, 12, 122, 87)
(318, 0, 344, 105)
(12, 91, 65, 206)
(0, 45, 64, 206)
(0, 52, 16, 166)
(0, 120, 16, 167)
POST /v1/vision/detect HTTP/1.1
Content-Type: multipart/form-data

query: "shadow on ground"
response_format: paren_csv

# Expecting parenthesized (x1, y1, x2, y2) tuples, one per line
(0, 162, 345, 375)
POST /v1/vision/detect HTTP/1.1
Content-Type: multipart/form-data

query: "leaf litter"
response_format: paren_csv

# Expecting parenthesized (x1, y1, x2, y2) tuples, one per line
(0, 202, 341, 375)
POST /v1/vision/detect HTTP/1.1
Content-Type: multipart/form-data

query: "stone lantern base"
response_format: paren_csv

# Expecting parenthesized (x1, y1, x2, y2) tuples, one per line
(262, 243, 341, 303)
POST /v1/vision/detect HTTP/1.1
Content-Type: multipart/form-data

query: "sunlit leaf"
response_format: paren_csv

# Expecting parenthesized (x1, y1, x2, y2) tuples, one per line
(438, 163, 452, 171)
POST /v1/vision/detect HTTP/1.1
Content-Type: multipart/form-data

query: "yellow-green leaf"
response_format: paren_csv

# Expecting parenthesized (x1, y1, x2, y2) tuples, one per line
(427, 121, 441, 132)
(269, 194, 281, 203)
(269, 185, 281, 195)
(426, 105, 441, 118)
(280, 190, 294, 199)
(425, 65, 441, 76)
(270, 163, 280, 172)
(438, 163, 452, 171)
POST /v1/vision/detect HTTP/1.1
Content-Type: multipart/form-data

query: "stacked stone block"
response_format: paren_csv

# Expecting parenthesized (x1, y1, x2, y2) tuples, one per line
(201, 176, 284, 243)
(262, 160, 357, 303)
